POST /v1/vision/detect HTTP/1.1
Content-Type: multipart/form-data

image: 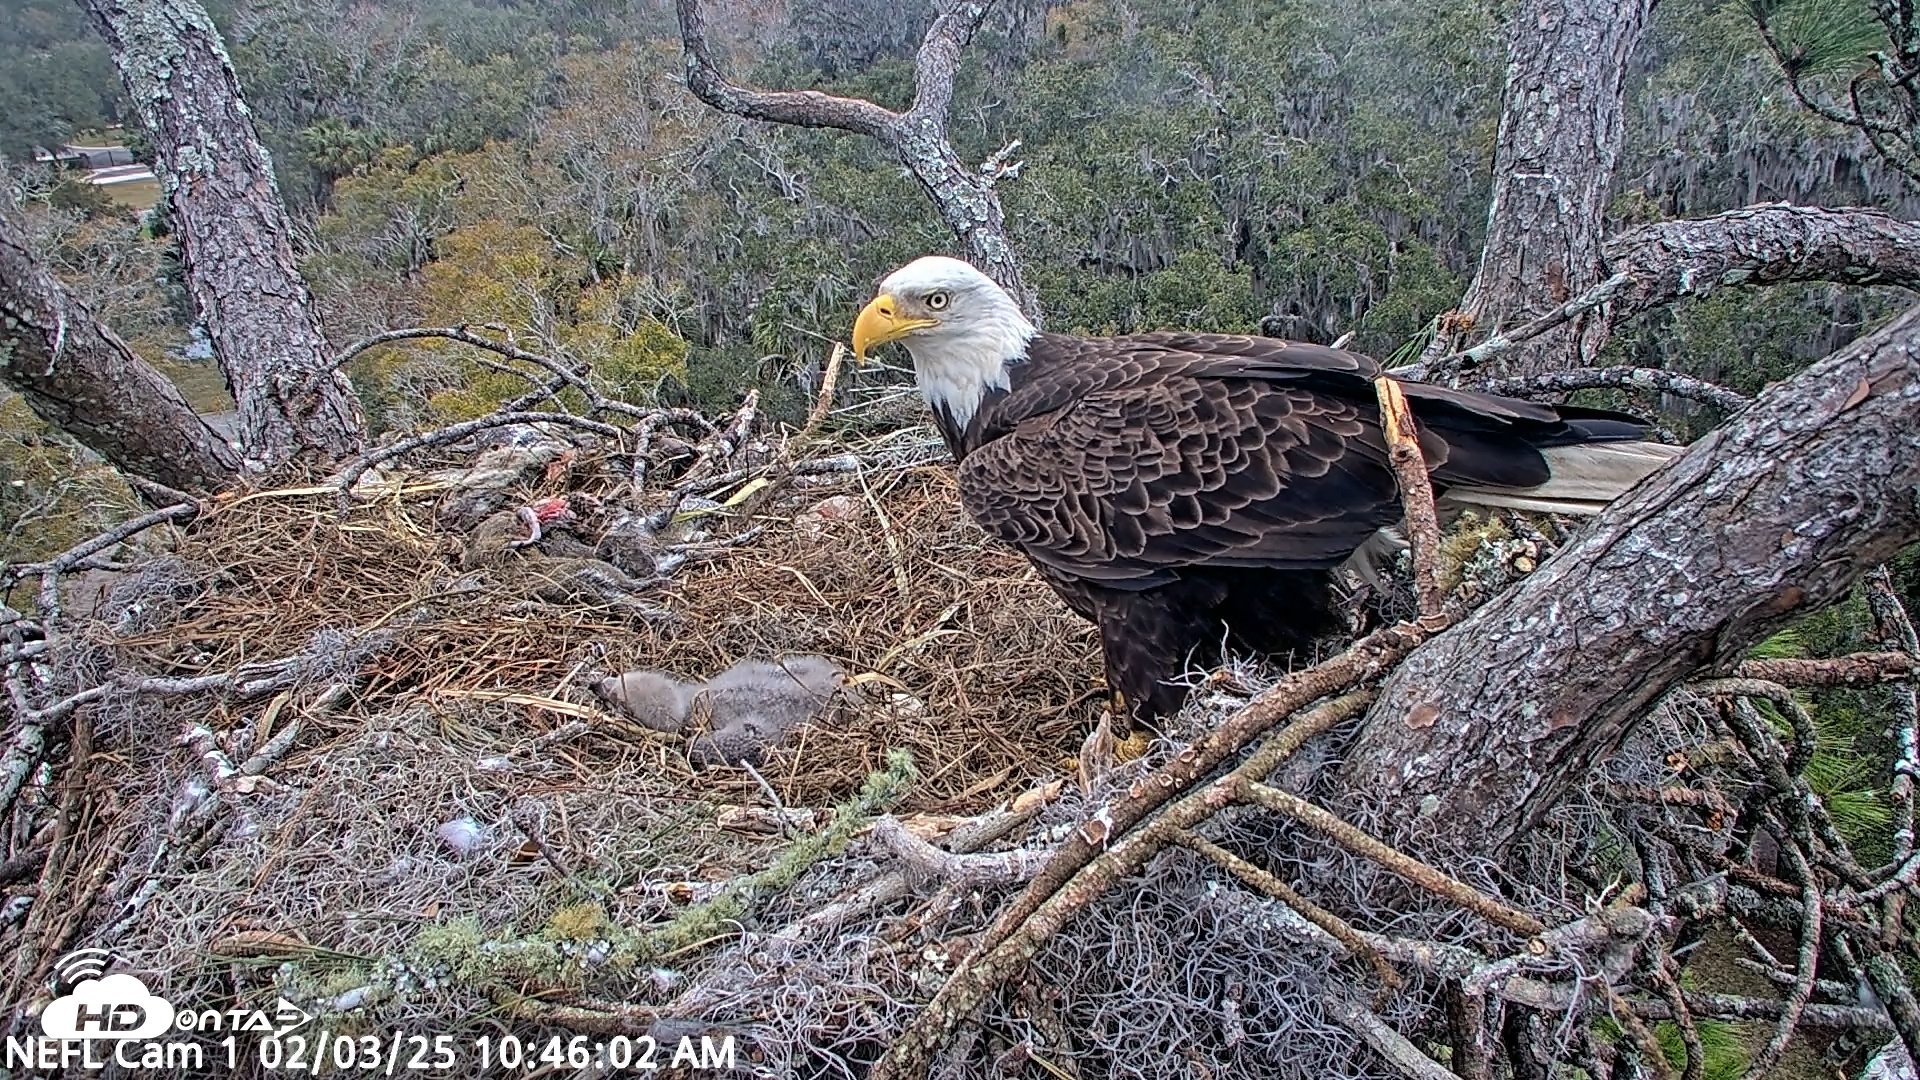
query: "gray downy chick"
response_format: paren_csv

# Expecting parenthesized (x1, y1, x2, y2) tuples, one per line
(592, 670, 693, 733)
(688, 655, 848, 767)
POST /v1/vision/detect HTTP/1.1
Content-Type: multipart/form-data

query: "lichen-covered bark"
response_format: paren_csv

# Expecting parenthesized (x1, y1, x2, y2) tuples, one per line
(1604, 203, 1920, 321)
(81, 0, 363, 471)
(0, 206, 238, 492)
(1340, 304, 1920, 855)
(1446, 0, 1651, 376)
(675, 0, 1039, 320)
(891, 122, 1033, 316)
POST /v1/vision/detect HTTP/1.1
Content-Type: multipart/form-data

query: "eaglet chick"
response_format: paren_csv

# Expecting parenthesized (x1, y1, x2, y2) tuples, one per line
(592, 655, 848, 766)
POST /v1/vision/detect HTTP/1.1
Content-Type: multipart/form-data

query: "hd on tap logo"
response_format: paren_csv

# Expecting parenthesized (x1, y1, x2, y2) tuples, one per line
(40, 949, 176, 1039)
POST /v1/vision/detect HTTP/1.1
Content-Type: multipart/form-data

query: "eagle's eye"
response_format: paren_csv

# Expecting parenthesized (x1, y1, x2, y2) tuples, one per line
(925, 290, 951, 311)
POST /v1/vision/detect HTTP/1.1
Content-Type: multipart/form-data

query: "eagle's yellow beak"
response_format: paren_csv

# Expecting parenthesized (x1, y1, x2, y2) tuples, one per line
(852, 294, 937, 362)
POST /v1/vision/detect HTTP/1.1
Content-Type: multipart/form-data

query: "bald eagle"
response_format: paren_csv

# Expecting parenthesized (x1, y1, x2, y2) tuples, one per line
(853, 256, 1681, 728)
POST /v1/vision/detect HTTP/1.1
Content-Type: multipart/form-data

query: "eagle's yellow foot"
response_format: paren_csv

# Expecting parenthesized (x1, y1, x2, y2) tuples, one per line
(1113, 729, 1154, 762)
(1101, 688, 1155, 762)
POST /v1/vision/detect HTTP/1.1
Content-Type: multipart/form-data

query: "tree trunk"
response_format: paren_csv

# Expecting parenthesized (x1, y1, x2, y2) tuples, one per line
(0, 206, 239, 492)
(1441, 0, 1651, 376)
(1338, 303, 1920, 856)
(80, 0, 364, 472)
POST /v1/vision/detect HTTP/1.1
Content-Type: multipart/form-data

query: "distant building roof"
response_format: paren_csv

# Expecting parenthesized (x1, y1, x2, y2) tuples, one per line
(85, 164, 157, 186)
(34, 144, 137, 169)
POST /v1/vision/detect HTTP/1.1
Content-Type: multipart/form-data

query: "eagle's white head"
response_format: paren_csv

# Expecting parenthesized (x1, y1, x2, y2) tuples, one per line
(852, 256, 1037, 430)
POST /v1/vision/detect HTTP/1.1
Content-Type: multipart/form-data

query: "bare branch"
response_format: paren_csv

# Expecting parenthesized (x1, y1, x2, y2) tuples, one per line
(1375, 377, 1444, 615)
(1478, 367, 1752, 413)
(2, 501, 199, 587)
(331, 324, 581, 377)
(330, 324, 671, 422)
(671, 0, 1035, 316)
(1605, 204, 1920, 321)
(673, 0, 895, 138)
(1397, 273, 1631, 380)
(1325, 994, 1458, 1080)
(1404, 205, 1920, 383)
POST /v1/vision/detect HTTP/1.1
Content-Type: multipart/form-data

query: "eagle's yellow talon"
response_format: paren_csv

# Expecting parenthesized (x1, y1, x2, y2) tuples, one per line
(1114, 730, 1154, 762)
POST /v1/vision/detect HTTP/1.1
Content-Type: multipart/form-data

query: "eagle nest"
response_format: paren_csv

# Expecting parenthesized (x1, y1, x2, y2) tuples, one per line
(1, 398, 1899, 1080)
(2, 404, 1110, 1063)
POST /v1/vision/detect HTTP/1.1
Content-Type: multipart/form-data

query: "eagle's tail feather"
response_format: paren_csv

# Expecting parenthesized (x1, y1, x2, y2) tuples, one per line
(1444, 440, 1684, 516)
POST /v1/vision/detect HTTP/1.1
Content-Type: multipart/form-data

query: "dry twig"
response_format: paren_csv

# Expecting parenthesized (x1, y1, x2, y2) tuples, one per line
(1373, 376, 1444, 615)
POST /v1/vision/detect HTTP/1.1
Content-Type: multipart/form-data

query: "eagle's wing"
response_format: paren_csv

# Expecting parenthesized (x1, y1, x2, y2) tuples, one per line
(956, 336, 1405, 584)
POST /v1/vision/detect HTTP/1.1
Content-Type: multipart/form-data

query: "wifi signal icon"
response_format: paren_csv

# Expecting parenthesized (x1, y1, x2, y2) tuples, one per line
(52, 949, 113, 991)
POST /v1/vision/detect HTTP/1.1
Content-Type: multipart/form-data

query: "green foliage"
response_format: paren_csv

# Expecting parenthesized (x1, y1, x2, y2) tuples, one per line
(0, 394, 139, 566)
(1653, 1016, 1748, 1080)
(1746, 628, 1806, 660)
(1747, 0, 1883, 78)
(1593, 1012, 1746, 1078)
(7, 0, 1917, 432)
(0, 0, 124, 160)
(297, 116, 382, 183)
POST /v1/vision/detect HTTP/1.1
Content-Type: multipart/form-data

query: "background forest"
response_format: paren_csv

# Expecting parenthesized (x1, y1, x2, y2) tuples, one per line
(8, 3, 1920, 1076)
(5, 0, 1920, 558)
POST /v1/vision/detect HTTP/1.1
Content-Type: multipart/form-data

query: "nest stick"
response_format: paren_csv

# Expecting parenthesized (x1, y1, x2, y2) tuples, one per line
(1729, 650, 1918, 686)
(1647, 955, 1705, 1080)
(5, 501, 198, 587)
(871, 815, 1049, 887)
(1725, 699, 1877, 890)
(1372, 377, 1443, 616)
(0, 703, 49, 821)
(800, 342, 848, 438)
(1845, 936, 1920, 1066)
(1323, 994, 1458, 1080)
(678, 390, 761, 483)
(493, 988, 656, 1038)
(1443, 982, 1492, 1080)
(871, 691, 1376, 1080)
(1238, 780, 1545, 936)
(965, 619, 1438, 967)
(1692, 677, 1817, 775)
(1606, 984, 1680, 1080)
(1866, 566, 1920, 863)
(1744, 841, 1824, 1078)
(1175, 828, 1401, 998)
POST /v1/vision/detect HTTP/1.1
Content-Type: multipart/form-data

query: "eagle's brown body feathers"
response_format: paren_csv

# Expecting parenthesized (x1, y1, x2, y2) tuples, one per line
(937, 331, 1654, 724)
(854, 257, 1676, 729)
